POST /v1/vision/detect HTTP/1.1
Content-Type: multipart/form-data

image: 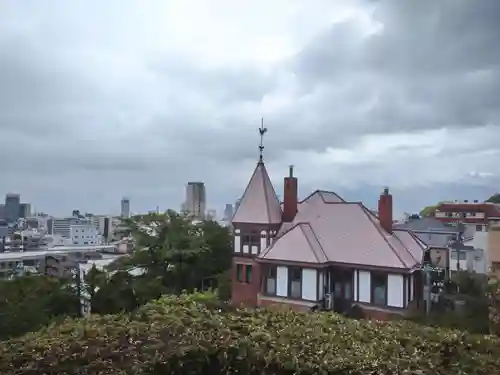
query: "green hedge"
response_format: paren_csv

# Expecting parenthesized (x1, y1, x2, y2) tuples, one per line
(0, 292, 499, 374)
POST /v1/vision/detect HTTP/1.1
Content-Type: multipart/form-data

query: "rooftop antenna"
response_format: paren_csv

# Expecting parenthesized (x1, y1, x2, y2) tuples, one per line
(258, 117, 267, 162)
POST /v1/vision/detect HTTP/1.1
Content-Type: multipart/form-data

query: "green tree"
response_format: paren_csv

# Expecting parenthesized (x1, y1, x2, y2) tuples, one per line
(118, 210, 209, 295)
(486, 193, 500, 204)
(90, 271, 139, 314)
(192, 219, 232, 291)
(107, 210, 234, 309)
(82, 264, 107, 311)
(0, 275, 79, 339)
(420, 204, 438, 217)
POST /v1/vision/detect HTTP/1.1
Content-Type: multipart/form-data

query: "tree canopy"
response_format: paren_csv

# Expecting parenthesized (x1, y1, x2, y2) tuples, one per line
(0, 275, 79, 340)
(486, 193, 500, 204)
(1, 293, 499, 374)
(114, 210, 231, 293)
(419, 204, 438, 217)
(90, 210, 233, 312)
(0, 209, 233, 338)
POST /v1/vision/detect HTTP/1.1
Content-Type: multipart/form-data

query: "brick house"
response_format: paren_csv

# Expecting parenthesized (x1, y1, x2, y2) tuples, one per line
(231, 156, 426, 320)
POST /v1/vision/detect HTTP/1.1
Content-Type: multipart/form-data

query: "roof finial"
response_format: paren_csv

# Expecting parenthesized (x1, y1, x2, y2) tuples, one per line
(258, 117, 267, 162)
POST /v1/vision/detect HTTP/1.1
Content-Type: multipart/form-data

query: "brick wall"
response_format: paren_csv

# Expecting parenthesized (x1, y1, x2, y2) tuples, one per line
(231, 257, 260, 307)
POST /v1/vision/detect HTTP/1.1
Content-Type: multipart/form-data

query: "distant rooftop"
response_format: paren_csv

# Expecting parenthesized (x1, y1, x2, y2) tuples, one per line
(0, 245, 115, 261)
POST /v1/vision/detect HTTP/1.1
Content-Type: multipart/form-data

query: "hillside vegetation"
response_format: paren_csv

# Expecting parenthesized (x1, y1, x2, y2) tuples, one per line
(0, 292, 499, 374)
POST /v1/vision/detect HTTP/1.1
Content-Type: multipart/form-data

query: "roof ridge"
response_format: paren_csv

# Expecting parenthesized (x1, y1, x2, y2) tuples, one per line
(231, 162, 260, 222)
(392, 229, 418, 263)
(298, 223, 327, 263)
(261, 162, 272, 224)
(317, 190, 345, 203)
(275, 221, 299, 240)
(259, 223, 324, 263)
(298, 189, 346, 204)
(404, 229, 427, 251)
(359, 204, 410, 269)
(259, 221, 302, 259)
(260, 161, 282, 223)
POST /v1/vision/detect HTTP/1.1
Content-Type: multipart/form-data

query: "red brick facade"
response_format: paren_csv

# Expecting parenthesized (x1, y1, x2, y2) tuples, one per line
(231, 257, 261, 306)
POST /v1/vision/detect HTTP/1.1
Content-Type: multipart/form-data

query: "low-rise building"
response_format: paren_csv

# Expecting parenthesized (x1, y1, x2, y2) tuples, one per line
(70, 223, 101, 246)
(394, 217, 486, 274)
(231, 155, 426, 320)
(0, 245, 116, 279)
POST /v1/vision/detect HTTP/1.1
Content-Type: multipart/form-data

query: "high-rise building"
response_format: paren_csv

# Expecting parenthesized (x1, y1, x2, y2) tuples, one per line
(5, 194, 20, 224)
(223, 204, 234, 221)
(185, 182, 206, 219)
(19, 203, 31, 218)
(121, 197, 130, 218)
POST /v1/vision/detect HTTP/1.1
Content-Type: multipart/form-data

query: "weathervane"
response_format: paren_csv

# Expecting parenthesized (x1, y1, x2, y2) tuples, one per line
(258, 117, 267, 162)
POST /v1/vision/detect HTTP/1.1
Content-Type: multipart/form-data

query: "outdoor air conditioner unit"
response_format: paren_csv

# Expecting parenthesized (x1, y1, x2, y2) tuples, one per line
(324, 293, 334, 310)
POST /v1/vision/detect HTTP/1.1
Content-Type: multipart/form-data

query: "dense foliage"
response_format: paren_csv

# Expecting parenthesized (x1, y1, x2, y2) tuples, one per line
(0, 275, 79, 340)
(0, 292, 499, 374)
(419, 204, 439, 217)
(112, 210, 232, 299)
(0, 210, 232, 338)
(486, 193, 500, 204)
(487, 274, 500, 335)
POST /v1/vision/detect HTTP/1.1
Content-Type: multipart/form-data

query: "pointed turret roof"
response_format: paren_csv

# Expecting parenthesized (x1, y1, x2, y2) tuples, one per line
(232, 161, 282, 225)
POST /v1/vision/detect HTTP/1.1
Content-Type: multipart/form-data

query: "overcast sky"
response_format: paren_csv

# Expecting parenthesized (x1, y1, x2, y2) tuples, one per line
(2, 0, 500, 217)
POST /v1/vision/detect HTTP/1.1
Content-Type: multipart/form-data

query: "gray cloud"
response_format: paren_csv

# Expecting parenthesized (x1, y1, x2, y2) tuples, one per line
(1, 0, 500, 216)
(287, 0, 500, 147)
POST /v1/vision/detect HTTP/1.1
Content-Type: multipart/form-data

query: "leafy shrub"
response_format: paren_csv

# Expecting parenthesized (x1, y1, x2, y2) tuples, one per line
(0, 275, 79, 340)
(0, 292, 499, 374)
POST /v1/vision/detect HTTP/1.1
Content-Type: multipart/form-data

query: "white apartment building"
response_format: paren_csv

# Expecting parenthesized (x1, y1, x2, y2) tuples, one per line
(52, 217, 84, 238)
(70, 223, 101, 246)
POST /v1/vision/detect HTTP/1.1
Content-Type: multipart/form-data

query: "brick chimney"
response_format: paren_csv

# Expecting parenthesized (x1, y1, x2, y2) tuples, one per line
(282, 165, 298, 222)
(378, 187, 393, 234)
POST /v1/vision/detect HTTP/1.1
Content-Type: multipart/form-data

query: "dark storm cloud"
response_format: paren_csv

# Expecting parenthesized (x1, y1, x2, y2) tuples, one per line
(287, 0, 500, 150)
(2, 0, 500, 215)
(150, 58, 276, 105)
(0, 35, 99, 138)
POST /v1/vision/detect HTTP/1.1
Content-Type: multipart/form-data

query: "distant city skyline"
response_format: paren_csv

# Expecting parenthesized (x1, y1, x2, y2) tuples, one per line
(2, 183, 499, 221)
(1, 1, 499, 223)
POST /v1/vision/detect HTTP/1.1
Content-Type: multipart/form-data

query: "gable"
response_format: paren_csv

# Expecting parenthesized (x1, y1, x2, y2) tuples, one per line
(262, 202, 421, 270)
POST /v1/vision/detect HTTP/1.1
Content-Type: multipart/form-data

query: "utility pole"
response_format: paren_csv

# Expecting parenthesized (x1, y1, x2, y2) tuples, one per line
(422, 258, 433, 315)
(75, 263, 82, 317)
(455, 220, 465, 272)
(449, 220, 474, 274)
(426, 266, 432, 315)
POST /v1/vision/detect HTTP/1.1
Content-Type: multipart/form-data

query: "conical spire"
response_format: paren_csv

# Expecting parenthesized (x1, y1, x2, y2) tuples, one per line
(231, 120, 282, 225)
(232, 162, 282, 225)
